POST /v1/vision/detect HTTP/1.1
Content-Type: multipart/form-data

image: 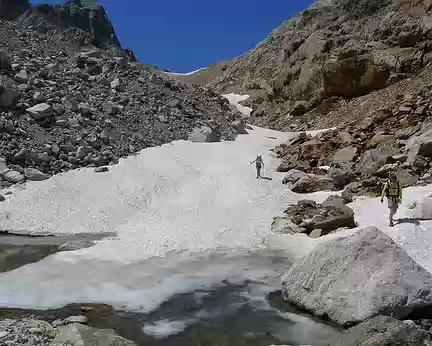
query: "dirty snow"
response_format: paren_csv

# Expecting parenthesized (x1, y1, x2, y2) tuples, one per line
(0, 125, 329, 311)
(1, 117, 432, 321)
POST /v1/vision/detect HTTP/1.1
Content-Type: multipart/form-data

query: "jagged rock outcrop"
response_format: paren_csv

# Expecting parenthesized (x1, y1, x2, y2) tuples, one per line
(209, 0, 432, 130)
(17, 0, 120, 51)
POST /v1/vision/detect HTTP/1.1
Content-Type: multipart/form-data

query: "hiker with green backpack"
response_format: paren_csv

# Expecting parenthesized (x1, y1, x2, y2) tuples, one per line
(381, 173, 402, 227)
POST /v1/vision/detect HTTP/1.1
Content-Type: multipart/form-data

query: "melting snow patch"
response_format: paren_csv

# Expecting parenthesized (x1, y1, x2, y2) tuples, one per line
(223, 93, 253, 116)
(143, 319, 192, 338)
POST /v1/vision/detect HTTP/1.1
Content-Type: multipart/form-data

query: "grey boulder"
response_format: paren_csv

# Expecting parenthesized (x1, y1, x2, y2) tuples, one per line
(2, 170, 25, 184)
(188, 126, 220, 143)
(282, 227, 432, 325)
(25, 168, 49, 181)
(338, 316, 430, 346)
(51, 323, 136, 346)
(231, 119, 248, 134)
(26, 103, 53, 120)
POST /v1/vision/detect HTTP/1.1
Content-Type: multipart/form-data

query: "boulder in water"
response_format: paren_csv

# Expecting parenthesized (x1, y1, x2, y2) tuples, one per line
(282, 227, 432, 325)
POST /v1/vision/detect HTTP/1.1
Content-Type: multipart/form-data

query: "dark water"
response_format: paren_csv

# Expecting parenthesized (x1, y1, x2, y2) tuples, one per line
(0, 239, 343, 346)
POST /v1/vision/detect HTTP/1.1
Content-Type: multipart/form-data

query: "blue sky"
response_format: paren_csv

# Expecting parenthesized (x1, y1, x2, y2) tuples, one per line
(31, 0, 314, 73)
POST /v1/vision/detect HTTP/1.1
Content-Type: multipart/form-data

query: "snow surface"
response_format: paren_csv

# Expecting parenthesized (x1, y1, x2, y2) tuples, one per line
(2, 113, 432, 333)
(165, 67, 207, 76)
(223, 93, 253, 116)
(0, 126, 329, 311)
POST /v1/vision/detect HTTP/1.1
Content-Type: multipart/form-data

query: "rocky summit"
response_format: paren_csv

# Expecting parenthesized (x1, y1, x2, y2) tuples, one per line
(0, 9, 242, 188)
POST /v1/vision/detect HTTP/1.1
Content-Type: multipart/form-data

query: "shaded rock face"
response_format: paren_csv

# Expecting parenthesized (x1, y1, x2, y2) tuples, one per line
(0, 0, 29, 20)
(339, 315, 431, 346)
(282, 227, 432, 325)
(18, 0, 120, 50)
(209, 0, 429, 131)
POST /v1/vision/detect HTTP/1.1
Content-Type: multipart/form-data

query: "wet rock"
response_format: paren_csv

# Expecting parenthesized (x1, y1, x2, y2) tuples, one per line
(282, 227, 432, 325)
(51, 323, 136, 346)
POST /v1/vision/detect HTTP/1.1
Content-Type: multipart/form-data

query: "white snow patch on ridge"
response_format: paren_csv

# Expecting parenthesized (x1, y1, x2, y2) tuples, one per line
(223, 93, 253, 116)
(165, 67, 207, 76)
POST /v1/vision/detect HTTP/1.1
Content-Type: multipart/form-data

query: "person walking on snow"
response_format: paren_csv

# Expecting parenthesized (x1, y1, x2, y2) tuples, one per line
(381, 173, 402, 227)
(250, 155, 264, 179)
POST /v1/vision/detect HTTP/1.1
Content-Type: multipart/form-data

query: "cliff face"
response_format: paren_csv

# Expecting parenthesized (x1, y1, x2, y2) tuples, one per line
(0, 0, 29, 20)
(17, 0, 121, 51)
(209, 0, 432, 130)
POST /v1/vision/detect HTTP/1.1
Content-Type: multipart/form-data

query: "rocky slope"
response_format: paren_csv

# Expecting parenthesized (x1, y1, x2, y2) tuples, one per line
(0, 12, 242, 189)
(209, 0, 432, 130)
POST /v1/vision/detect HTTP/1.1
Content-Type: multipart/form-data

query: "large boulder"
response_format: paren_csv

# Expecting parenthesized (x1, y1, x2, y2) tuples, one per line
(271, 216, 303, 234)
(277, 160, 309, 173)
(356, 148, 398, 176)
(331, 146, 358, 167)
(292, 175, 335, 193)
(282, 169, 308, 186)
(328, 167, 352, 190)
(231, 119, 248, 134)
(339, 316, 431, 346)
(0, 75, 19, 108)
(366, 133, 395, 149)
(26, 103, 53, 120)
(282, 227, 432, 325)
(2, 170, 25, 184)
(50, 323, 136, 346)
(188, 126, 221, 143)
(25, 168, 49, 181)
(303, 195, 356, 234)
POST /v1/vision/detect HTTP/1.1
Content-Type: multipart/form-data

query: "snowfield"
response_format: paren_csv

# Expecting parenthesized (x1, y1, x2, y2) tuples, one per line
(1, 95, 432, 323)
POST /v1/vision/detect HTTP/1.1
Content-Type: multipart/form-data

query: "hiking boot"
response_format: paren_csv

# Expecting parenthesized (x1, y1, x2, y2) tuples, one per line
(389, 221, 394, 227)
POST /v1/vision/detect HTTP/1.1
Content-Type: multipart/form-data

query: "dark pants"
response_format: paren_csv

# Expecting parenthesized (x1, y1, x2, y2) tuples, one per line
(256, 164, 262, 178)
